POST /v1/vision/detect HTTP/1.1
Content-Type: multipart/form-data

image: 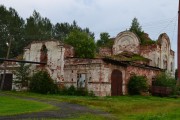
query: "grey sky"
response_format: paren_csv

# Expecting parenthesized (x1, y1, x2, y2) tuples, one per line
(0, 0, 179, 67)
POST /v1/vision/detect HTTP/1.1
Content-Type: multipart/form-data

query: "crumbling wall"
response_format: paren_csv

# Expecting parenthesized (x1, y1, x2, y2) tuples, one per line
(23, 40, 65, 82)
(64, 58, 112, 96)
(0, 62, 19, 90)
(113, 31, 140, 55)
(140, 44, 160, 67)
(124, 66, 161, 94)
(64, 44, 74, 58)
(64, 58, 130, 96)
(98, 47, 112, 56)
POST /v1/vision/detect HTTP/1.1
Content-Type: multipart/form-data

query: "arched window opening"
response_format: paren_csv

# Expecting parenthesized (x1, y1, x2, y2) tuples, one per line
(40, 44, 48, 63)
(163, 55, 167, 70)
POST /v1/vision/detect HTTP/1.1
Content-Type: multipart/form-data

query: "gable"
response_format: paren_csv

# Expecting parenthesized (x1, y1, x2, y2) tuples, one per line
(113, 31, 140, 55)
(157, 33, 171, 51)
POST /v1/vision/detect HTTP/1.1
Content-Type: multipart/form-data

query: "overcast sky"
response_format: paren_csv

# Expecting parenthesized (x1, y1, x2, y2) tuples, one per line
(0, 0, 179, 68)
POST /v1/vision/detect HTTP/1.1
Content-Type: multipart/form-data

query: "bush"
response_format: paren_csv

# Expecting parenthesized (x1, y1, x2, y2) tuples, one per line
(76, 88, 89, 96)
(152, 73, 177, 96)
(128, 75, 148, 95)
(29, 70, 58, 94)
(67, 85, 77, 95)
(154, 73, 176, 88)
(59, 85, 94, 96)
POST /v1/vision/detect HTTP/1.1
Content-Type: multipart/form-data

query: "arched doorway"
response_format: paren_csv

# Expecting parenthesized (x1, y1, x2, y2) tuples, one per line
(111, 70, 122, 96)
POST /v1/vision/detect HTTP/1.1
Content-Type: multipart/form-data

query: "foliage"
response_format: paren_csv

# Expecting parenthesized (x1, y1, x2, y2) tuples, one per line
(0, 5, 95, 59)
(65, 30, 96, 58)
(129, 17, 142, 34)
(0, 95, 54, 116)
(96, 32, 113, 48)
(59, 85, 93, 96)
(66, 85, 77, 95)
(29, 71, 58, 94)
(13, 63, 31, 89)
(109, 51, 150, 62)
(54, 21, 94, 41)
(175, 69, 178, 80)
(128, 75, 148, 95)
(0, 5, 25, 58)
(24, 10, 53, 44)
(129, 17, 156, 45)
(154, 73, 176, 88)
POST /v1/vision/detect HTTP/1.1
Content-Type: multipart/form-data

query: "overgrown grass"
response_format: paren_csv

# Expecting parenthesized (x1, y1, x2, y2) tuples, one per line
(63, 114, 108, 120)
(0, 95, 55, 116)
(2, 91, 180, 120)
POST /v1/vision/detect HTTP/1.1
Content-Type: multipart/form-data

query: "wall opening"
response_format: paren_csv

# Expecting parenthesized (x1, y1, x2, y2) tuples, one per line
(77, 73, 86, 88)
(0, 73, 13, 90)
(40, 44, 48, 63)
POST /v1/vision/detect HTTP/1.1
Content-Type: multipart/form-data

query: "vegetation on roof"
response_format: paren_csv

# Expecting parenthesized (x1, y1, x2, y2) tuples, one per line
(106, 51, 149, 62)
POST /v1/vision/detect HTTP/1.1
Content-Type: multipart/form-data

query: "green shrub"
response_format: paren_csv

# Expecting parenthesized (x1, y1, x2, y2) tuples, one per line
(128, 75, 148, 95)
(154, 73, 176, 88)
(59, 85, 94, 96)
(29, 70, 58, 94)
(152, 73, 177, 96)
(67, 85, 77, 95)
(76, 88, 89, 96)
(88, 90, 95, 97)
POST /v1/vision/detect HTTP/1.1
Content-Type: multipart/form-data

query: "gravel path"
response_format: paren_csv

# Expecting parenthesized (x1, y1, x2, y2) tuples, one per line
(0, 93, 116, 120)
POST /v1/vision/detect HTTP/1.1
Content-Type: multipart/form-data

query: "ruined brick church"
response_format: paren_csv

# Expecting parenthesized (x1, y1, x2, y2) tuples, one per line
(2, 31, 174, 96)
(21, 31, 174, 96)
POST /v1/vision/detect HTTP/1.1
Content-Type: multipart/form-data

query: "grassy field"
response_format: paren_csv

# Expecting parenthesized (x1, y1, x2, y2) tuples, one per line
(1, 92, 180, 120)
(0, 95, 55, 116)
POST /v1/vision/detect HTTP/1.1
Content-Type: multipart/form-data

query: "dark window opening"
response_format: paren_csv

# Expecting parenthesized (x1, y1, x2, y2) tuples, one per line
(77, 73, 86, 88)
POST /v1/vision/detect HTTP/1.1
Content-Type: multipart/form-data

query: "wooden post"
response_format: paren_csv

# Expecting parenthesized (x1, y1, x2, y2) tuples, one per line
(0, 36, 12, 90)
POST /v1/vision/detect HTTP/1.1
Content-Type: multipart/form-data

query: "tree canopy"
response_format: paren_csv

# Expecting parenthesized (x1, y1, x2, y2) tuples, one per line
(24, 10, 53, 43)
(96, 32, 113, 48)
(0, 5, 25, 58)
(65, 30, 96, 58)
(129, 17, 156, 45)
(0, 5, 95, 58)
(129, 17, 142, 34)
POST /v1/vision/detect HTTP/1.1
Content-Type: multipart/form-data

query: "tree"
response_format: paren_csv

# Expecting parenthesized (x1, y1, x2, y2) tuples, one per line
(129, 17, 142, 34)
(14, 63, 31, 89)
(0, 6, 96, 59)
(129, 17, 155, 45)
(24, 10, 53, 44)
(97, 32, 110, 47)
(53, 21, 94, 41)
(65, 30, 96, 58)
(29, 70, 58, 94)
(54, 22, 71, 41)
(0, 5, 25, 58)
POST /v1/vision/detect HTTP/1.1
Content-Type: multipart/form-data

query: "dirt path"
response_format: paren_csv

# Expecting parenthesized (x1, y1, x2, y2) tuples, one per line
(0, 93, 116, 120)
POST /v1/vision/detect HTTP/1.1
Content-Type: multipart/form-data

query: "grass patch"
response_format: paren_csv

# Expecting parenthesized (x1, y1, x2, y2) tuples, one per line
(2, 92, 180, 120)
(63, 114, 108, 120)
(0, 95, 55, 116)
